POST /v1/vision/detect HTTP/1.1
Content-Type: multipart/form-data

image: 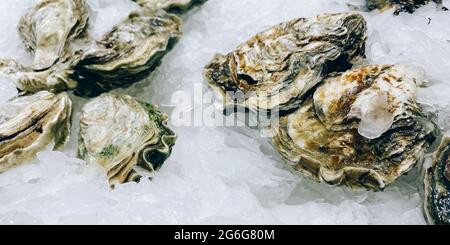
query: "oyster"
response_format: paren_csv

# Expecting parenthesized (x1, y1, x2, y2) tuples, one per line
(73, 10, 182, 97)
(272, 65, 438, 190)
(0, 91, 72, 173)
(204, 13, 367, 115)
(422, 136, 450, 225)
(133, 0, 207, 13)
(78, 93, 176, 186)
(366, 0, 444, 14)
(0, 55, 80, 93)
(18, 0, 89, 71)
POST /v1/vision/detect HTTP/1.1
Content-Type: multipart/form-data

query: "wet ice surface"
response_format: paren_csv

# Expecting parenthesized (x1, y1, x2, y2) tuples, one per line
(0, 0, 449, 224)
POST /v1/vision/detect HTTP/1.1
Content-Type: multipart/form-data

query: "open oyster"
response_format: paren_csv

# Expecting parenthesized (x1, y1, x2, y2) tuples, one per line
(366, 0, 444, 14)
(0, 91, 72, 173)
(0, 55, 80, 93)
(272, 65, 438, 191)
(18, 0, 89, 71)
(204, 13, 367, 115)
(422, 136, 450, 225)
(73, 10, 182, 97)
(78, 93, 176, 186)
(133, 0, 207, 13)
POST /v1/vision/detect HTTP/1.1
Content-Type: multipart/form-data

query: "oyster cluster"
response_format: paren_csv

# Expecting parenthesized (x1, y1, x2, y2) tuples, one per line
(366, 0, 445, 14)
(206, 13, 440, 191)
(0, 0, 208, 185)
(422, 136, 450, 225)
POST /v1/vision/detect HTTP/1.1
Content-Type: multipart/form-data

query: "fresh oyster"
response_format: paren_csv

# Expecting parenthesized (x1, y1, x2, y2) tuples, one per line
(0, 91, 72, 173)
(133, 0, 207, 13)
(204, 13, 367, 115)
(0, 55, 80, 93)
(422, 136, 450, 225)
(78, 93, 176, 186)
(73, 10, 182, 97)
(366, 0, 444, 14)
(18, 0, 89, 71)
(272, 65, 438, 191)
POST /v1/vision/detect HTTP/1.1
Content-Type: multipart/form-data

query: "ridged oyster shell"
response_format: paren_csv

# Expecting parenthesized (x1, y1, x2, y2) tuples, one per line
(366, 0, 443, 13)
(204, 12, 367, 114)
(0, 91, 72, 173)
(133, 0, 207, 13)
(73, 10, 182, 97)
(18, 0, 89, 71)
(78, 93, 176, 186)
(272, 65, 438, 191)
(422, 136, 450, 225)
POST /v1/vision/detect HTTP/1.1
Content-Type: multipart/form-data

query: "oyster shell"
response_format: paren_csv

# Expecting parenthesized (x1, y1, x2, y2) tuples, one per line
(18, 0, 89, 71)
(422, 136, 450, 225)
(73, 10, 182, 97)
(366, 0, 443, 14)
(0, 55, 80, 93)
(133, 0, 207, 13)
(78, 93, 176, 186)
(0, 91, 72, 173)
(204, 13, 367, 115)
(272, 65, 438, 190)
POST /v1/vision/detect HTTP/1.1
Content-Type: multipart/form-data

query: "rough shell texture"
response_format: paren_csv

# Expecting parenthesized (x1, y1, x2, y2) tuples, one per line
(0, 91, 72, 173)
(272, 65, 438, 191)
(366, 0, 443, 14)
(0, 55, 80, 93)
(133, 0, 207, 13)
(422, 136, 450, 225)
(73, 10, 182, 97)
(78, 93, 177, 186)
(204, 12, 367, 114)
(17, 0, 89, 71)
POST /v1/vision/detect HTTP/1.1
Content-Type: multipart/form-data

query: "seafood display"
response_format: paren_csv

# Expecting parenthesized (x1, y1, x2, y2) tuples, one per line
(73, 10, 182, 97)
(271, 65, 438, 190)
(422, 136, 450, 225)
(78, 93, 176, 186)
(0, 91, 72, 173)
(205, 13, 367, 114)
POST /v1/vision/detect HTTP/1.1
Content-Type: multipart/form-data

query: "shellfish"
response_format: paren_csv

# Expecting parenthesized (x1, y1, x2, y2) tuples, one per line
(0, 91, 72, 173)
(204, 13, 367, 115)
(78, 93, 176, 186)
(272, 65, 438, 190)
(366, 0, 444, 14)
(133, 0, 207, 13)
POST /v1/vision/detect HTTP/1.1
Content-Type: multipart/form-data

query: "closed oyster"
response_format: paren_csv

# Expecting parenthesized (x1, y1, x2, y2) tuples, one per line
(78, 93, 176, 186)
(366, 0, 444, 14)
(204, 13, 367, 115)
(422, 136, 450, 225)
(272, 65, 438, 191)
(18, 0, 89, 71)
(73, 10, 182, 97)
(133, 0, 207, 13)
(0, 91, 72, 173)
(0, 55, 80, 93)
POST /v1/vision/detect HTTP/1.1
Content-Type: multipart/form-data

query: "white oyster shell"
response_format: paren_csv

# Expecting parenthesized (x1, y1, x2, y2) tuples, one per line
(272, 65, 438, 191)
(78, 93, 176, 186)
(0, 91, 72, 173)
(205, 12, 367, 114)
(18, 0, 89, 71)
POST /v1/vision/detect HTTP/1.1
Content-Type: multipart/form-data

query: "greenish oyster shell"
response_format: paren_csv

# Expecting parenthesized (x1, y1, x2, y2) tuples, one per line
(0, 54, 80, 93)
(18, 0, 89, 71)
(133, 0, 207, 13)
(73, 10, 182, 97)
(204, 12, 367, 115)
(78, 93, 176, 186)
(423, 136, 450, 225)
(366, 0, 443, 14)
(0, 91, 72, 173)
(272, 65, 438, 191)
